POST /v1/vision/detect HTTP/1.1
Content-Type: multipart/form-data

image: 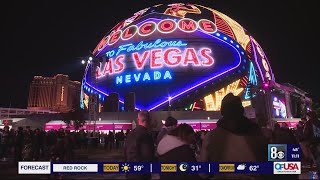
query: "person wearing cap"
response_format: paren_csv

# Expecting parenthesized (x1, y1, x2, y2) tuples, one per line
(199, 93, 270, 179)
(156, 116, 178, 145)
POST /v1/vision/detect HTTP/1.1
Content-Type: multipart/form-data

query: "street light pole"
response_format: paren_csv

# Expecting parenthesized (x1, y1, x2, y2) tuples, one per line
(168, 96, 172, 116)
(88, 56, 98, 137)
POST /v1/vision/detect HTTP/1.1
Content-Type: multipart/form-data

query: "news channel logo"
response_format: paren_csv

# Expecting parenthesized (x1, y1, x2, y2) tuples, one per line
(273, 162, 301, 174)
(268, 144, 287, 161)
(219, 164, 235, 172)
(178, 162, 188, 172)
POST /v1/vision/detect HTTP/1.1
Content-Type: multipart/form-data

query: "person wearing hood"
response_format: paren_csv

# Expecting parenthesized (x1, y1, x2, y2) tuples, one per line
(156, 116, 178, 145)
(199, 93, 270, 179)
(157, 123, 201, 180)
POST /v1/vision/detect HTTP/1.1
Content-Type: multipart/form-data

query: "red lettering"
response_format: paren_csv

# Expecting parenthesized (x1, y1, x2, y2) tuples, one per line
(139, 22, 156, 36)
(150, 49, 162, 68)
(96, 67, 103, 78)
(158, 19, 176, 33)
(97, 36, 109, 51)
(108, 31, 121, 45)
(183, 48, 200, 66)
(178, 19, 197, 32)
(200, 48, 214, 66)
(122, 25, 138, 40)
(164, 48, 182, 66)
(284, 163, 299, 170)
(133, 51, 149, 69)
(103, 59, 113, 75)
(114, 55, 125, 73)
(198, 19, 216, 33)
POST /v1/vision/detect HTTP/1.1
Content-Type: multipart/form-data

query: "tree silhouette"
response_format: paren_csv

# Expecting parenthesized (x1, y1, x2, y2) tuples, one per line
(62, 109, 86, 130)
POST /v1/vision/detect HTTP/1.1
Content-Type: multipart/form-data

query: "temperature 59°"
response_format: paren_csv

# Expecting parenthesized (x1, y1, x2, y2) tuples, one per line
(134, 165, 144, 171)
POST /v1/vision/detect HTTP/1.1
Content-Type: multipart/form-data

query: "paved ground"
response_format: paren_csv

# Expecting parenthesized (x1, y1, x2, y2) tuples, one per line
(0, 147, 317, 179)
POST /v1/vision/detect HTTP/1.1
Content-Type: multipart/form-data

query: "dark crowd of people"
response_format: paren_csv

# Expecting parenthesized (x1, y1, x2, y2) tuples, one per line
(124, 93, 320, 180)
(0, 126, 129, 164)
(1, 93, 320, 179)
(0, 127, 77, 163)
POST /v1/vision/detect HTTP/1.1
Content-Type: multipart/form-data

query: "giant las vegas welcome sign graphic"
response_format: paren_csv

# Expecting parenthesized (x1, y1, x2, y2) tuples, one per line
(83, 14, 248, 110)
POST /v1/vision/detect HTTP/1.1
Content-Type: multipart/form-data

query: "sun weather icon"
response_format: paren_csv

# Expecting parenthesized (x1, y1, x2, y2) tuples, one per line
(121, 163, 130, 173)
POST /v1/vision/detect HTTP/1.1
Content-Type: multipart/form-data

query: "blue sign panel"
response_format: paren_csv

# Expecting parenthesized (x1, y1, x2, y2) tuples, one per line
(83, 16, 247, 110)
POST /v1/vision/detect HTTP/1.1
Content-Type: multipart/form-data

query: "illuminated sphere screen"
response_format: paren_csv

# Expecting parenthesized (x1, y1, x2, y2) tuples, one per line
(81, 3, 275, 111)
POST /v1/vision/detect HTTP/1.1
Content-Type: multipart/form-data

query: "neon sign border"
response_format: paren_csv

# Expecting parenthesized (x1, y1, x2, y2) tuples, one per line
(253, 37, 275, 81)
(81, 61, 142, 111)
(83, 30, 246, 111)
(250, 36, 265, 82)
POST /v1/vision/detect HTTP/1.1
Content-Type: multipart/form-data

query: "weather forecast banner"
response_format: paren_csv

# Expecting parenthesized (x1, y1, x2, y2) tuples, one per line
(83, 13, 248, 110)
(17, 161, 301, 175)
(18, 144, 301, 175)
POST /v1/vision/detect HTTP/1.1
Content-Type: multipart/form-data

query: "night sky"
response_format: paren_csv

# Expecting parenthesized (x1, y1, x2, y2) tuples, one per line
(1, 0, 318, 108)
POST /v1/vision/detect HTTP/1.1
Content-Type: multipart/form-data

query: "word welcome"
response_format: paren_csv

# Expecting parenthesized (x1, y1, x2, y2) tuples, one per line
(96, 47, 214, 78)
(115, 70, 172, 85)
(96, 18, 217, 52)
(106, 39, 187, 58)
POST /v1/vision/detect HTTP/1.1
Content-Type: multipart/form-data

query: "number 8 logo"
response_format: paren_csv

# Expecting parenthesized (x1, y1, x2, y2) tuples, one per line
(270, 147, 278, 159)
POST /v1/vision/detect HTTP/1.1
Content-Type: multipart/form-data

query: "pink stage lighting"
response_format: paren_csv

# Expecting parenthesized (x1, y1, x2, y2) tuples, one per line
(263, 82, 269, 88)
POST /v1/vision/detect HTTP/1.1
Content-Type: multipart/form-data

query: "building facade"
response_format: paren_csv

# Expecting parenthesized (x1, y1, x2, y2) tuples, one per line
(28, 74, 81, 113)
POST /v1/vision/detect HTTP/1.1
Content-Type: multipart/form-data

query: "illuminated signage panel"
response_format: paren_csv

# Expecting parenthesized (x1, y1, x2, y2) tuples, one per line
(204, 79, 245, 111)
(250, 37, 274, 82)
(272, 94, 287, 118)
(84, 14, 247, 110)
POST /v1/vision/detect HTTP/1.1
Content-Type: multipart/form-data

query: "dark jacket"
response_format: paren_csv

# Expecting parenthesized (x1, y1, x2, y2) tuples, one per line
(272, 127, 297, 144)
(15, 130, 24, 147)
(157, 135, 201, 180)
(303, 118, 320, 144)
(294, 125, 305, 142)
(200, 116, 269, 179)
(124, 125, 155, 180)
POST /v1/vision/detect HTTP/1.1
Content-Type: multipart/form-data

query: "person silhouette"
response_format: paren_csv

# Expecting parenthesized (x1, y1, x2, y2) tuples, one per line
(200, 93, 269, 179)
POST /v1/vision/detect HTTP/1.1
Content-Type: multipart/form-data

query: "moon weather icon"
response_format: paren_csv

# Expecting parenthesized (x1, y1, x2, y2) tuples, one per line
(179, 162, 188, 172)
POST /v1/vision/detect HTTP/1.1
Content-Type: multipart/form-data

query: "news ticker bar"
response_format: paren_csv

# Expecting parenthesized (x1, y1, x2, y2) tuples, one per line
(18, 161, 301, 175)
